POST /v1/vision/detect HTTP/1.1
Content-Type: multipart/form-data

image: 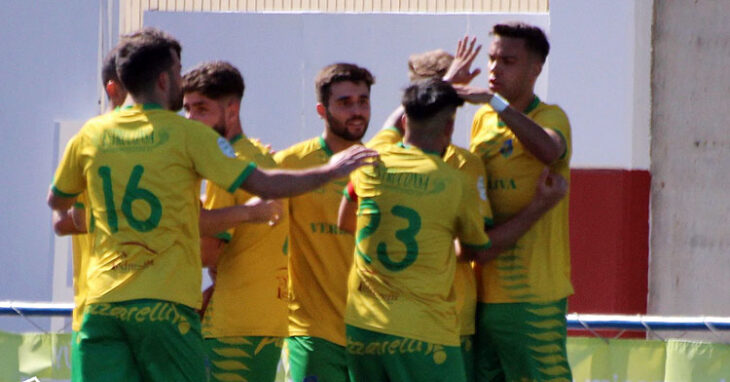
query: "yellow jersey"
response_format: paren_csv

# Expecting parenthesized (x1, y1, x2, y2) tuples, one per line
(70, 192, 94, 331)
(52, 104, 256, 309)
(345, 142, 491, 346)
(470, 97, 573, 303)
(274, 137, 353, 346)
(367, 128, 492, 335)
(202, 134, 289, 338)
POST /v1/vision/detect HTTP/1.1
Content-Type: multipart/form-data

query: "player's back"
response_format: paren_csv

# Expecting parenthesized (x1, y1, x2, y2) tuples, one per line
(346, 143, 488, 346)
(63, 104, 251, 309)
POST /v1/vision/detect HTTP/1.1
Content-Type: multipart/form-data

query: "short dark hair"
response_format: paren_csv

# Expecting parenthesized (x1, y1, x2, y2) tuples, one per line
(101, 46, 120, 85)
(315, 63, 375, 106)
(401, 78, 464, 122)
(492, 22, 550, 63)
(115, 27, 182, 95)
(182, 61, 245, 100)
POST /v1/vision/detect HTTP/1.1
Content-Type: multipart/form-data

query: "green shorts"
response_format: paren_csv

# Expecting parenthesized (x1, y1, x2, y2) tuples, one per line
(287, 335, 347, 382)
(205, 336, 283, 382)
(71, 330, 81, 382)
(76, 299, 206, 382)
(461, 335, 475, 382)
(474, 299, 572, 382)
(346, 325, 466, 382)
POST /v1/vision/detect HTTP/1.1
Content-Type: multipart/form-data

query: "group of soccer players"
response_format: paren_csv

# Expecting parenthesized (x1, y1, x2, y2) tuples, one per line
(49, 20, 573, 382)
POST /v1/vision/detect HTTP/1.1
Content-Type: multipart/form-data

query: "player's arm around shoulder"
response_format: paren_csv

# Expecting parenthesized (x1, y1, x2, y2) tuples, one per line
(240, 145, 378, 199)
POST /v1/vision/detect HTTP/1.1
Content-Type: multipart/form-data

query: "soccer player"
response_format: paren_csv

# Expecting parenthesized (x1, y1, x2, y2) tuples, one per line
(274, 63, 374, 381)
(51, 46, 128, 382)
(47, 28, 376, 381)
(338, 78, 494, 382)
(462, 22, 574, 381)
(182, 61, 289, 382)
(371, 36, 568, 382)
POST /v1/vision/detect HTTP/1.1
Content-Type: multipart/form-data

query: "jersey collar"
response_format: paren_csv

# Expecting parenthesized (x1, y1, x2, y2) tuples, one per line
(497, 95, 540, 127)
(397, 141, 442, 157)
(121, 103, 164, 111)
(318, 136, 334, 157)
(229, 133, 244, 144)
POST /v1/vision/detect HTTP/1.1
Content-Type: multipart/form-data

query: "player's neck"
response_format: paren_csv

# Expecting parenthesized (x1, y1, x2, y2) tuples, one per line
(507, 91, 537, 113)
(124, 92, 167, 110)
(225, 120, 243, 141)
(403, 135, 446, 156)
(322, 129, 360, 154)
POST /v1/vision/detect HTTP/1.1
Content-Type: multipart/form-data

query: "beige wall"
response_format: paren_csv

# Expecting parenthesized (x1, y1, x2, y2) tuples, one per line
(121, 0, 548, 33)
(649, 1, 730, 341)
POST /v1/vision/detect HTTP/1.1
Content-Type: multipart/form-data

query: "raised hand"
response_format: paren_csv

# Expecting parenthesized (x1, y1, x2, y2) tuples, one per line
(442, 36, 482, 85)
(327, 145, 379, 178)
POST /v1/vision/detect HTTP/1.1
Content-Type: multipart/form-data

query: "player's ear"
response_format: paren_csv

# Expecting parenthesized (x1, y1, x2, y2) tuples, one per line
(530, 57, 543, 79)
(225, 98, 240, 125)
(316, 103, 327, 120)
(157, 70, 169, 93)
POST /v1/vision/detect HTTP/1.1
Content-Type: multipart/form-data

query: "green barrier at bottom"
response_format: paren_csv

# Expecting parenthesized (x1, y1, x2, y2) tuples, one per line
(1, 331, 729, 382)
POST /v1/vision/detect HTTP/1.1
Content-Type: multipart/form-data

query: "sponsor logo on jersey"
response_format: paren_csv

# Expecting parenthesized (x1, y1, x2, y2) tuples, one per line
(98, 129, 169, 152)
(500, 139, 513, 158)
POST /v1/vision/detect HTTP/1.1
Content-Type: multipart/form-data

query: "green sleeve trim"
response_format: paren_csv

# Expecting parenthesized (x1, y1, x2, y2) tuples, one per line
(550, 128, 568, 160)
(462, 240, 493, 251)
(215, 232, 232, 242)
(343, 187, 353, 202)
(384, 126, 403, 136)
(73, 202, 85, 209)
(51, 185, 80, 198)
(483, 217, 494, 228)
(227, 162, 257, 193)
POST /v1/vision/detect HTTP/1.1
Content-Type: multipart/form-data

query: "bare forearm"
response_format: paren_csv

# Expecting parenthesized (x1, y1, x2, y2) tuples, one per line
(200, 236, 225, 268)
(478, 199, 552, 263)
(53, 210, 85, 236)
(382, 106, 405, 134)
(337, 196, 357, 234)
(241, 167, 334, 199)
(199, 207, 248, 237)
(499, 107, 563, 164)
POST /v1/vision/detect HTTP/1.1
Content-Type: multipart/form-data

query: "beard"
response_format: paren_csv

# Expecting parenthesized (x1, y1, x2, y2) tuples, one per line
(168, 87, 183, 111)
(326, 110, 369, 141)
(212, 120, 226, 137)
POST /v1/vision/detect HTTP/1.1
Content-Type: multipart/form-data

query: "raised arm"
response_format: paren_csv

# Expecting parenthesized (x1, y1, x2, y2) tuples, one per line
(240, 145, 377, 199)
(455, 85, 565, 164)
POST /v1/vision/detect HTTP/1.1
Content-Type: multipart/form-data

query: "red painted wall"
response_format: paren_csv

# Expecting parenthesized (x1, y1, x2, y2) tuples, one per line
(567, 169, 651, 336)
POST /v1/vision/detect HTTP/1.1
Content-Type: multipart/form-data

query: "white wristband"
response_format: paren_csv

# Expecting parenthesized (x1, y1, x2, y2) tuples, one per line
(489, 93, 510, 113)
